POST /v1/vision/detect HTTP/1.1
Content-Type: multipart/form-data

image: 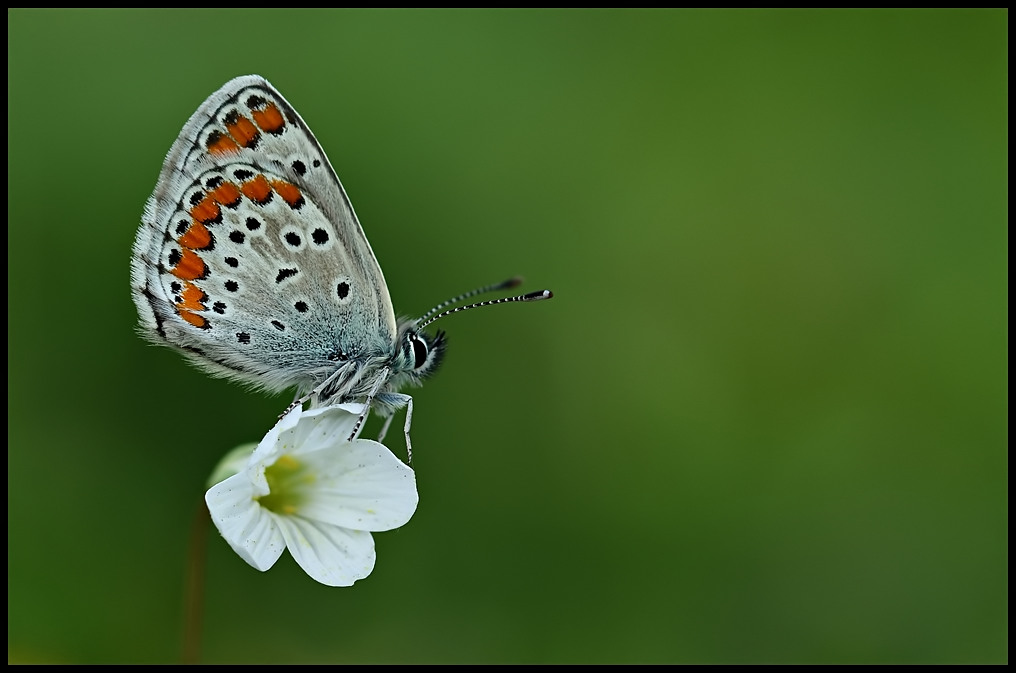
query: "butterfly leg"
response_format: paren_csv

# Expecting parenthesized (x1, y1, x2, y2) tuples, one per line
(279, 392, 311, 419)
(278, 365, 357, 420)
(348, 366, 394, 446)
(377, 413, 395, 444)
(375, 392, 414, 464)
(403, 395, 414, 464)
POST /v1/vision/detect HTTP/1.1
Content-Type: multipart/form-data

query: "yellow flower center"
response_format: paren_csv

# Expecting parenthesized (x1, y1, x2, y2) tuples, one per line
(256, 454, 315, 515)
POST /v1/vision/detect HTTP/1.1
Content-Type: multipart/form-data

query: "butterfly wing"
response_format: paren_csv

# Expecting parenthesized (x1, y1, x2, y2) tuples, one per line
(131, 75, 397, 395)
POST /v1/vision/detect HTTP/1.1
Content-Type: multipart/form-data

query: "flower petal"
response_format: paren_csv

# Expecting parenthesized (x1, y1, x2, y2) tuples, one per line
(274, 514, 376, 587)
(205, 472, 286, 572)
(282, 403, 368, 455)
(298, 439, 419, 532)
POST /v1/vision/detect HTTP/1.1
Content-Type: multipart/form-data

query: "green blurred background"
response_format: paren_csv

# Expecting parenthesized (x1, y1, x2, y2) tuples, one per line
(7, 8, 1007, 664)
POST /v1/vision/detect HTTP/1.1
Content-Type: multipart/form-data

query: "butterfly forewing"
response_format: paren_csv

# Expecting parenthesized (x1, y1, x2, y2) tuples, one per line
(132, 75, 398, 395)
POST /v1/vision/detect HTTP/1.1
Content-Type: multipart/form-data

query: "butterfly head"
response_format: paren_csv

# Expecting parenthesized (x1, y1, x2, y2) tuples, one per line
(390, 322, 447, 388)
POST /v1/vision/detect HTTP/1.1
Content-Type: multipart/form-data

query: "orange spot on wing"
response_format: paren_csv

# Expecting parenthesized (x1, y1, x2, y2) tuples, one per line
(210, 181, 241, 207)
(227, 114, 260, 148)
(175, 281, 207, 311)
(177, 221, 211, 250)
(240, 174, 272, 203)
(171, 249, 207, 280)
(178, 309, 209, 329)
(189, 196, 220, 224)
(207, 131, 240, 156)
(271, 179, 303, 207)
(252, 103, 285, 133)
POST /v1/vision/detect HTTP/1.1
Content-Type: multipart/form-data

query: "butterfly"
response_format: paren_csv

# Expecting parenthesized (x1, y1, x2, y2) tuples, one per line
(130, 75, 552, 459)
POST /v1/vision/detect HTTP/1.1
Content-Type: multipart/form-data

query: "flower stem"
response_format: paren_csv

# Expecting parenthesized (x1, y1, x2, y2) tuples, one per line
(181, 496, 209, 664)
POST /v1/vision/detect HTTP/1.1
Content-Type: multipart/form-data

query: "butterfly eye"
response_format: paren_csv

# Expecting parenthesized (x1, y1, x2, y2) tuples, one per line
(411, 334, 429, 369)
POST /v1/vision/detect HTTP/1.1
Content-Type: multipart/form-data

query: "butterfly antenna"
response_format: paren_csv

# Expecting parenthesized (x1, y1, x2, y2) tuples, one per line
(417, 286, 553, 332)
(416, 276, 526, 324)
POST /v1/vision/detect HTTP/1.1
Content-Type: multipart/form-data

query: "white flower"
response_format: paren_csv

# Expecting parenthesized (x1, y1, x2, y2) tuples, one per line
(205, 403, 418, 587)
